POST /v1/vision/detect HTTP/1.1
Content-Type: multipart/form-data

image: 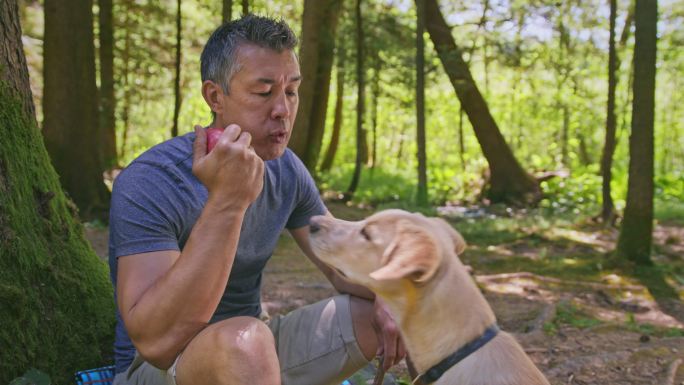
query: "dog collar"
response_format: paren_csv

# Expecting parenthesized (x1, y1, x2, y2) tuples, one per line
(414, 324, 500, 384)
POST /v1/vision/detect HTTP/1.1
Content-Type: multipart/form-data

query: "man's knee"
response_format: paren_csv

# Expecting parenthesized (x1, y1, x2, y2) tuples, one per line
(176, 316, 279, 385)
(210, 316, 276, 360)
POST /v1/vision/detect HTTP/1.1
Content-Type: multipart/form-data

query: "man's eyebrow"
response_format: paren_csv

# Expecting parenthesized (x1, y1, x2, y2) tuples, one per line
(256, 75, 302, 84)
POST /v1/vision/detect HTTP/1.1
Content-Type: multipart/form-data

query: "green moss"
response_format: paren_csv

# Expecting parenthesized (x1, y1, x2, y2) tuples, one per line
(0, 83, 115, 383)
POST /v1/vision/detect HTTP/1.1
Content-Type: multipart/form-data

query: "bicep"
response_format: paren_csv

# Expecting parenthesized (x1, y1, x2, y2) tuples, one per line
(117, 250, 180, 318)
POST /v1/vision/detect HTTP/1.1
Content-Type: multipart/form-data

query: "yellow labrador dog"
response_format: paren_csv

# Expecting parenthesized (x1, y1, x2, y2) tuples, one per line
(309, 209, 549, 385)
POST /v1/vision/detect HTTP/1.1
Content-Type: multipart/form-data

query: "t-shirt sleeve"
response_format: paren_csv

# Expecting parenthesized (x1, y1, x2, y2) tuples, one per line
(285, 153, 326, 229)
(109, 162, 190, 258)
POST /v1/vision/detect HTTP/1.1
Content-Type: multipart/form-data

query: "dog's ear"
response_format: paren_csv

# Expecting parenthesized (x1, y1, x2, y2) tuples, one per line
(430, 217, 466, 254)
(370, 219, 441, 283)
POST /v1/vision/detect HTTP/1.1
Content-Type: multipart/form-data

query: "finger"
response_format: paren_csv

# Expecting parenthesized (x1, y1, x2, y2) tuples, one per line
(396, 340, 407, 365)
(235, 131, 253, 147)
(192, 125, 207, 163)
(383, 334, 397, 371)
(222, 124, 242, 141)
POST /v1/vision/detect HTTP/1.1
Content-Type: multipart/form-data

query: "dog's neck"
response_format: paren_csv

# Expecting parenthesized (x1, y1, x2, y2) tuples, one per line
(377, 254, 497, 374)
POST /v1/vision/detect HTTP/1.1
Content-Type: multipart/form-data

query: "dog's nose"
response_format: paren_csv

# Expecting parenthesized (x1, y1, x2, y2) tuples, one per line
(309, 221, 321, 234)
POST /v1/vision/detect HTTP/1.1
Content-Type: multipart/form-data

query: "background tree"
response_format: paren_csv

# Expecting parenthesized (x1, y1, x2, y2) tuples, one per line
(242, 0, 248, 15)
(599, 0, 619, 224)
(42, 0, 110, 221)
(320, 44, 347, 172)
(98, 0, 118, 169)
(288, 0, 343, 172)
(345, 0, 365, 200)
(223, 0, 233, 22)
(423, 0, 542, 205)
(416, 0, 428, 206)
(616, 0, 658, 265)
(0, 1, 114, 382)
(171, 0, 183, 137)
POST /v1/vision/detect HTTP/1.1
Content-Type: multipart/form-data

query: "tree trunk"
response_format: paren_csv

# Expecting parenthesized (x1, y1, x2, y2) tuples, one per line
(369, 57, 380, 168)
(99, 0, 118, 169)
(320, 46, 346, 172)
(415, 0, 428, 206)
(171, 0, 182, 138)
(120, 9, 131, 160)
(289, 0, 342, 172)
(345, 0, 364, 201)
(423, 0, 541, 205)
(0, 1, 114, 382)
(616, 0, 657, 265)
(223, 0, 232, 22)
(43, 0, 110, 221)
(599, 0, 619, 224)
(242, 0, 248, 15)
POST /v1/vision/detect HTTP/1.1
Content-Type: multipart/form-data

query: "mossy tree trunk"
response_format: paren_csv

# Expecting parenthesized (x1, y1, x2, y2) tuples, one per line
(0, 1, 115, 382)
(423, 0, 542, 206)
(43, 0, 110, 221)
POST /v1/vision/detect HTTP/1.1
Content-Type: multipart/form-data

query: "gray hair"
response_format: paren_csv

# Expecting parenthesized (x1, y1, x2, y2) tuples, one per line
(200, 14, 299, 94)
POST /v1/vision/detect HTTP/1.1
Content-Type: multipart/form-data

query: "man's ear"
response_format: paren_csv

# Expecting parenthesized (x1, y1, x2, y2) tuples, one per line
(201, 80, 225, 115)
(370, 219, 441, 283)
(430, 217, 466, 254)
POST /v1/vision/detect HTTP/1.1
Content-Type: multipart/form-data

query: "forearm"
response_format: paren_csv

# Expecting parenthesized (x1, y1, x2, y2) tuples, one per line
(121, 203, 246, 367)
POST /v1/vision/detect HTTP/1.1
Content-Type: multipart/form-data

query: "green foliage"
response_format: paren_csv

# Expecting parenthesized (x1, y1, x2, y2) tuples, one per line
(545, 301, 602, 335)
(9, 369, 51, 385)
(0, 84, 115, 383)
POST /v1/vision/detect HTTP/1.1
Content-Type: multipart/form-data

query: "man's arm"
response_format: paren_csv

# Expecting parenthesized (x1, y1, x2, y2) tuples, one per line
(116, 125, 263, 368)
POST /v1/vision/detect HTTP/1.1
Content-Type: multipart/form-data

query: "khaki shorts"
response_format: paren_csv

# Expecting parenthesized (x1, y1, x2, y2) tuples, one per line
(113, 295, 369, 385)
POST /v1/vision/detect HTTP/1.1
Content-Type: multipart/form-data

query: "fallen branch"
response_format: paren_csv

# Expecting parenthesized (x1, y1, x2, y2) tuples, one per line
(475, 271, 644, 291)
(663, 358, 682, 385)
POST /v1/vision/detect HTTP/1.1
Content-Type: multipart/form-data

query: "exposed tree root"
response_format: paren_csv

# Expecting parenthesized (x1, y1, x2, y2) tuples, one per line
(663, 358, 682, 385)
(476, 271, 644, 291)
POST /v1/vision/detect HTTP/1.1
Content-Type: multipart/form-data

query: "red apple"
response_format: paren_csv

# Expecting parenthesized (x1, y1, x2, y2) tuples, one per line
(206, 127, 224, 153)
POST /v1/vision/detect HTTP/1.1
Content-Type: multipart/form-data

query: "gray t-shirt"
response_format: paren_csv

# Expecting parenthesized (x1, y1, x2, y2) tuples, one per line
(108, 132, 326, 373)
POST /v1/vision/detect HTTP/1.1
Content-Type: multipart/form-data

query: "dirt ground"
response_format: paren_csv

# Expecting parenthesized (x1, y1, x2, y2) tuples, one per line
(86, 204, 684, 385)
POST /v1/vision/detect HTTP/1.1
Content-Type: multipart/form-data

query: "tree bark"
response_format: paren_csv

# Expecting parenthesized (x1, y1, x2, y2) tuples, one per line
(423, 0, 541, 205)
(223, 0, 232, 22)
(242, 0, 248, 15)
(345, 0, 365, 201)
(171, 0, 182, 138)
(289, 0, 343, 172)
(99, 0, 118, 169)
(616, 0, 658, 265)
(599, 0, 619, 224)
(415, 0, 428, 206)
(0, 1, 114, 382)
(43, 0, 110, 221)
(320, 46, 346, 172)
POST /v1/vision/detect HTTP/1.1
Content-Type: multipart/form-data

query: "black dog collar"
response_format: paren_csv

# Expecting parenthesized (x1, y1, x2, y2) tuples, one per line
(415, 324, 500, 384)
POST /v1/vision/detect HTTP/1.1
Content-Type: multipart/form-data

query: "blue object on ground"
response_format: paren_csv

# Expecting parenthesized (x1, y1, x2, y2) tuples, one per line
(75, 365, 115, 385)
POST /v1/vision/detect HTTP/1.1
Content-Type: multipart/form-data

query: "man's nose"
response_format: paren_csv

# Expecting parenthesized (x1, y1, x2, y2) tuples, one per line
(271, 92, 291, 120)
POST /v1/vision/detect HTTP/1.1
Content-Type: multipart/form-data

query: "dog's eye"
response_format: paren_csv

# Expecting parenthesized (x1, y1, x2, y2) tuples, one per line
(360, 227, 371, 241)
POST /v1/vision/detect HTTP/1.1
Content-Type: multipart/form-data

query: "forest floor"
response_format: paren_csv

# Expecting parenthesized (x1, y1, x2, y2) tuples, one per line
(85, 201, 684, 385)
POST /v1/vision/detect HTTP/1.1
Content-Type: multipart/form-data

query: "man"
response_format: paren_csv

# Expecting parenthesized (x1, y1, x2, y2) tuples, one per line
(109, 15, 404, 385)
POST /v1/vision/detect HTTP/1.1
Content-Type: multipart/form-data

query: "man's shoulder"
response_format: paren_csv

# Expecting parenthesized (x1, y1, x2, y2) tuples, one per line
(114, 133, 196, 190)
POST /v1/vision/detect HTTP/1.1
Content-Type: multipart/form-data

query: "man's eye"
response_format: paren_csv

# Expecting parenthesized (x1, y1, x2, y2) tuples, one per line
(257, 91, 272, 97)
(286, 90, 297, 97)
(360, 227, 371, 241)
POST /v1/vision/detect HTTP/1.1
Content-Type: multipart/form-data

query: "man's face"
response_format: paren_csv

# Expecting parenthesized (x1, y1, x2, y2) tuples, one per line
(212, 44, 301, 161)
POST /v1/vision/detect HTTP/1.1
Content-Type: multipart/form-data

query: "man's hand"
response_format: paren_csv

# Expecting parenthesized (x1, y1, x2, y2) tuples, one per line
(372, 297, 406, 371)
(192, 124, 264, 211)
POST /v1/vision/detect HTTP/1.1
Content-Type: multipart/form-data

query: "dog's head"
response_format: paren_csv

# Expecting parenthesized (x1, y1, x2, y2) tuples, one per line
(308, 209, 466, 289)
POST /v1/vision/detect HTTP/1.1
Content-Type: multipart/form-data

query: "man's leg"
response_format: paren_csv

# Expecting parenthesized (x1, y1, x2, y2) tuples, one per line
(175, 316, 280, 385)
